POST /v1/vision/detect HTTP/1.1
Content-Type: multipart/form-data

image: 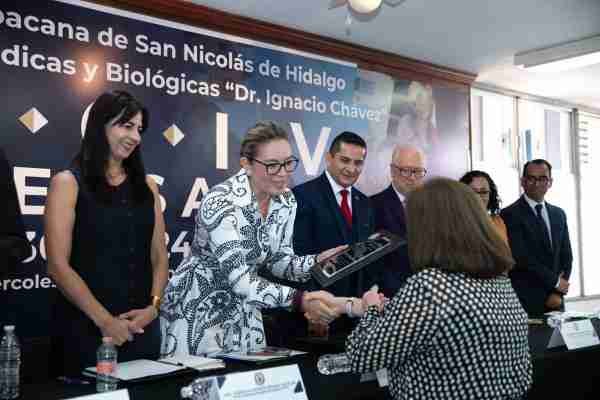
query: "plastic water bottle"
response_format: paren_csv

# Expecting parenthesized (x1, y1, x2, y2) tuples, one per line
(317, 353, 352, 375)
(180, 376, 221, 400)
(0, 326, 20, 400)
(96, 337, 118, 393)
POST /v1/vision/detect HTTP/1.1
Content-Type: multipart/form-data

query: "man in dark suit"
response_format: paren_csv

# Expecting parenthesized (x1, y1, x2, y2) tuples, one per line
(501, 159, 572, 317)
(292, 132, 375, 332)
(370, 145, 426, 297)
(0, 148, 30, 276)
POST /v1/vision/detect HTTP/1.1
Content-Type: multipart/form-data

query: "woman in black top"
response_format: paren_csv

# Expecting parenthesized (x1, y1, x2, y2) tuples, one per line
(346, 178, 531, 400)
(45, 91, 168, 376)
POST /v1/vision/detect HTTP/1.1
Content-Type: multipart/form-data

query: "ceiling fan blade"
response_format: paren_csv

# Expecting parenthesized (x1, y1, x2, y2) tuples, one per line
(329, 0, 348, 10)
(384, 0, 407, 6)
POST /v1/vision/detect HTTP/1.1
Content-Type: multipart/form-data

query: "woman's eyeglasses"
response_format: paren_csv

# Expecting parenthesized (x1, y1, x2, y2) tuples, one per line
(248, 157, 300, 175)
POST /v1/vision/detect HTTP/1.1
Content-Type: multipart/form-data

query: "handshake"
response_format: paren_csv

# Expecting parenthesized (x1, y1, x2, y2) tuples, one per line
(299, 285, 387, 326)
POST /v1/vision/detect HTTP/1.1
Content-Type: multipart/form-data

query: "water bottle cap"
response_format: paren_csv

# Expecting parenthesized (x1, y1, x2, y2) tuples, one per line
(180, 386, 193, 398)
(3, 325, 15, 332)
(102, 337, 114, 344)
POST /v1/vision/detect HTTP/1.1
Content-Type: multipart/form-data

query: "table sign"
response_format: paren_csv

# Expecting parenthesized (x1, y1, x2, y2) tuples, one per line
(63, 389, 129, 400)
(182, 364, 308, 400)
(547, 319, 600, 350)
(560, 319, 600, 350)
(311, 231, 405, 287)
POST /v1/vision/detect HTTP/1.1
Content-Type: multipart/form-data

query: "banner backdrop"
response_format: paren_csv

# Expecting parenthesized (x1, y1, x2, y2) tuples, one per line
(0, 0, 468, 338)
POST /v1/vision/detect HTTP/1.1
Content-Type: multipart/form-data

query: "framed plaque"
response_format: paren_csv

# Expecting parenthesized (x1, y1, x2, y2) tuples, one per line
(310, 231, 405, 288)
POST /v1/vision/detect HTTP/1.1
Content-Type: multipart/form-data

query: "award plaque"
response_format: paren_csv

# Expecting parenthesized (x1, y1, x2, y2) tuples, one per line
(310, 231, 405, 288)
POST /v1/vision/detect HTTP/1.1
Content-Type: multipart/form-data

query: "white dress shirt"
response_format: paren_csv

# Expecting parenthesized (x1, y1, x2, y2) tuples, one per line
(523, 194, 552, 246)
(392, 185, 406, 206)
(325, 170, 353, 212)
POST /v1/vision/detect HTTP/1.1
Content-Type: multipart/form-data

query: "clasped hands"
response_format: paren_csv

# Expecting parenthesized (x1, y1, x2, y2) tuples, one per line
(301, 286, 387, 326)
(546, 273, 569, 311)
(98, 306, 158, 346)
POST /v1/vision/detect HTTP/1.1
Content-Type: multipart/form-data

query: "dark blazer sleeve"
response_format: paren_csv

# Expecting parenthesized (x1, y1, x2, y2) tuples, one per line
(557, 208, 573, 281)
(501, 207, 558, 292)
(292, 184, 316, 256)
(0, 148, 30, 267)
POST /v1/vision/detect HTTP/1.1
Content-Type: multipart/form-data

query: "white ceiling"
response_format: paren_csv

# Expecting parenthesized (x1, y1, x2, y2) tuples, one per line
(187, 0, 600, 110)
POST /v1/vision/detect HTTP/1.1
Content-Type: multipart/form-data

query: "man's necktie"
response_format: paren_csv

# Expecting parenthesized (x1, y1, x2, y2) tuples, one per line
(340, 189, 352, 228)
(535, 204, 552, 248)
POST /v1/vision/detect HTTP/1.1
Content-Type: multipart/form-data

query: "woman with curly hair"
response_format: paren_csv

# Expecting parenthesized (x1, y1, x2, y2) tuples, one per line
(460, 170, 508, 245)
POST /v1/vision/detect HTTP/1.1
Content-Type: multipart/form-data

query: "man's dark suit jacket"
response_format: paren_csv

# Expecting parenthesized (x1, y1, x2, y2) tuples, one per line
(0, 148, 29, 275)
(501, 196, 573, 317)
(292, 172, 377, 297)
(370, 185, 412, 298)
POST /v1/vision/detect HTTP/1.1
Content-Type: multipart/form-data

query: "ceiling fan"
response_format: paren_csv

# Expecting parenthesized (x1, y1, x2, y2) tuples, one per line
(329, 0, 407, 14)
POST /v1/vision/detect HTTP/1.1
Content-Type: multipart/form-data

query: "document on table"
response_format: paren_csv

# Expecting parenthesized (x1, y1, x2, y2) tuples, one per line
(212, 346, 306, 363)
(83, 359, 185, 381)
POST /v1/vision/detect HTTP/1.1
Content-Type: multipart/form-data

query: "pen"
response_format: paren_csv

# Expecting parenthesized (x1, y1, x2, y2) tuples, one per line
(57, 376, 91, 385)
(157, 360, 185, 367)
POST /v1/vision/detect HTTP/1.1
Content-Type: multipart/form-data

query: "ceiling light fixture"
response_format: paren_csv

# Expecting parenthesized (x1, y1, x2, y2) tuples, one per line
(515, 35, 600, 73)
(329, 0, 407, 15)
(348, 0, 382, 13)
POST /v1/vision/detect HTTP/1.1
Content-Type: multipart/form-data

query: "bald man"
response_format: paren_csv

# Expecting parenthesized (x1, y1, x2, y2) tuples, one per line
(370, 145, 427, 296)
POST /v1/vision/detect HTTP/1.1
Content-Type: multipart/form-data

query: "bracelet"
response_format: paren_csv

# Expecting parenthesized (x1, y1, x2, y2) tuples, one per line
(345, 298, 355, 318)
(151, 295, 162, 312)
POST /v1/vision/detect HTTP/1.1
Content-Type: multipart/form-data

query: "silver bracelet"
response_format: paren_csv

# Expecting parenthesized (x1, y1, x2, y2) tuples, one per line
(345, 298, 355, 318)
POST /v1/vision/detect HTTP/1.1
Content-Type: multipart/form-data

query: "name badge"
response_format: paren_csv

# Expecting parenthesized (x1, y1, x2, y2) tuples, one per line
(360, 369, 389, 387)
(195, 364, 307, 400)
(65, 389, 129, 400)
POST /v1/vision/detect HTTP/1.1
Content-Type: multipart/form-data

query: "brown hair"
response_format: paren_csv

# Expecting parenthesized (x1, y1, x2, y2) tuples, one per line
(406, 178, 514, 278)
(240, 121, 289, 159)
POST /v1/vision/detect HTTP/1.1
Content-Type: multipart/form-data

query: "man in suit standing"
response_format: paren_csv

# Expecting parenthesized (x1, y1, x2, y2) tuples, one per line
(501, 159, 572, 317)
(292, 132, 375, 332)
(370, 145, 426, 297)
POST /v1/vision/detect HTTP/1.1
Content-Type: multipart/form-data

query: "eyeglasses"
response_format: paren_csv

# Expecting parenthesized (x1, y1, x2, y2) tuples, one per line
(248, 157, 299, 175)
(391, 164, 427, 178)
(524, 175, 551, 185)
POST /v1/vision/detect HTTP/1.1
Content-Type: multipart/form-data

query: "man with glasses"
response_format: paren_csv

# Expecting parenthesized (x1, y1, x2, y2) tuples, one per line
(292, 131, 376, 333)
(371, 145, 426, 297)
(501, 159, 573, 317)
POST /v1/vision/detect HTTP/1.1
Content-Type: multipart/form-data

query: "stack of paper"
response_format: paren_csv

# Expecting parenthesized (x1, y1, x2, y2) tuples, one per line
(214, 346, 306, 363)
(83, 355, 224, 381)
(84, 359, 185, 381)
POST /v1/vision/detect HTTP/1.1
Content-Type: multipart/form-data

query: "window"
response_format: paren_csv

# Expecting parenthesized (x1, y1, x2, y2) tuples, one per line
(578, 113, 600, 296)
(470, 90, 520, 205)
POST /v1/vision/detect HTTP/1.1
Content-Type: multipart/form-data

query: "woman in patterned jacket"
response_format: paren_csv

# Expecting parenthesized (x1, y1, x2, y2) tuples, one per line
(346, 178, 532, 400)
(161, 121, 344, 356)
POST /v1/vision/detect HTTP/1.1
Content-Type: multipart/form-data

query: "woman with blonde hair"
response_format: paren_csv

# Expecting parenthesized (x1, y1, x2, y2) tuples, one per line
(346, 178, 531, 400)
(160, 121, 343, 356)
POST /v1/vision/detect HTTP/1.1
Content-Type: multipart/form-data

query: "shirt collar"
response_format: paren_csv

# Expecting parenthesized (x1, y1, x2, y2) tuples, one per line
(325, 170, 352, 196)
(392, 184, 406, 204)
(523, 193, 545, 210)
